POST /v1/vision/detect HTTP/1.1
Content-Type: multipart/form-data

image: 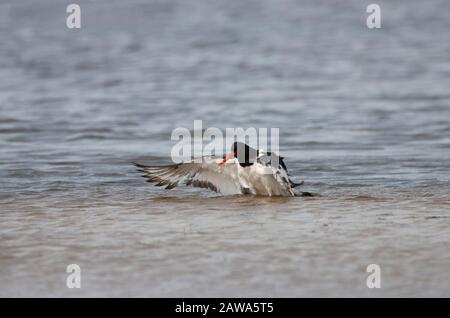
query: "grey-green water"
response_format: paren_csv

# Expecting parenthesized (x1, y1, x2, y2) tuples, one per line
(0, 0, 449, 296)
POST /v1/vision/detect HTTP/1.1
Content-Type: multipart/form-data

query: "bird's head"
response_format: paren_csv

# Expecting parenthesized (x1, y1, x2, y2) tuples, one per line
(219, 142, 258, 167)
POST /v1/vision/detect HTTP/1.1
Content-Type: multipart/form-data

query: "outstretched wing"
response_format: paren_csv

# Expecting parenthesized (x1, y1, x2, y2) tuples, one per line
(133, 159, 242, 195)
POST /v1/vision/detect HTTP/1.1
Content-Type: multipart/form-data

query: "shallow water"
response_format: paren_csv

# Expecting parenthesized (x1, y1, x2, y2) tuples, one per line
(0, 0, 449, 297)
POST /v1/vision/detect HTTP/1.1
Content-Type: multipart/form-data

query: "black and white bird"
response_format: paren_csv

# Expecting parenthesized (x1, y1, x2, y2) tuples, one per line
(134, 142, 304, 197)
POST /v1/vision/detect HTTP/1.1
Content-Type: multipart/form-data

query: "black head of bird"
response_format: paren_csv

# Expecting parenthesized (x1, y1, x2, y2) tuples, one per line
(220, 142, 258, 167)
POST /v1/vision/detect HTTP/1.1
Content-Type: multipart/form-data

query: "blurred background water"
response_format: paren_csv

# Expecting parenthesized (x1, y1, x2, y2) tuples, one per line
(0, 0, 449, 297)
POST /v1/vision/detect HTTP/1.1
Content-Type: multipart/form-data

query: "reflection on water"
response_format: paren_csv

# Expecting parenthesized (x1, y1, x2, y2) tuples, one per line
(0, 0, 449, 297)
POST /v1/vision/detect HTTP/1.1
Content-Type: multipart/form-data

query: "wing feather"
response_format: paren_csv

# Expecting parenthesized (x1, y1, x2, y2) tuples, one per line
(133, 160, 241, 194)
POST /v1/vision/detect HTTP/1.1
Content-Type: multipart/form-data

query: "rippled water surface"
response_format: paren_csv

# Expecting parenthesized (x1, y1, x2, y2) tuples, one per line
(1, 0, 449, 297)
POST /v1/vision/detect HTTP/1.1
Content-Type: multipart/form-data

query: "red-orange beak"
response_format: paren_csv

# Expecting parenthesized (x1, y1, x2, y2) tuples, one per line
(219, 151, 235, 165)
